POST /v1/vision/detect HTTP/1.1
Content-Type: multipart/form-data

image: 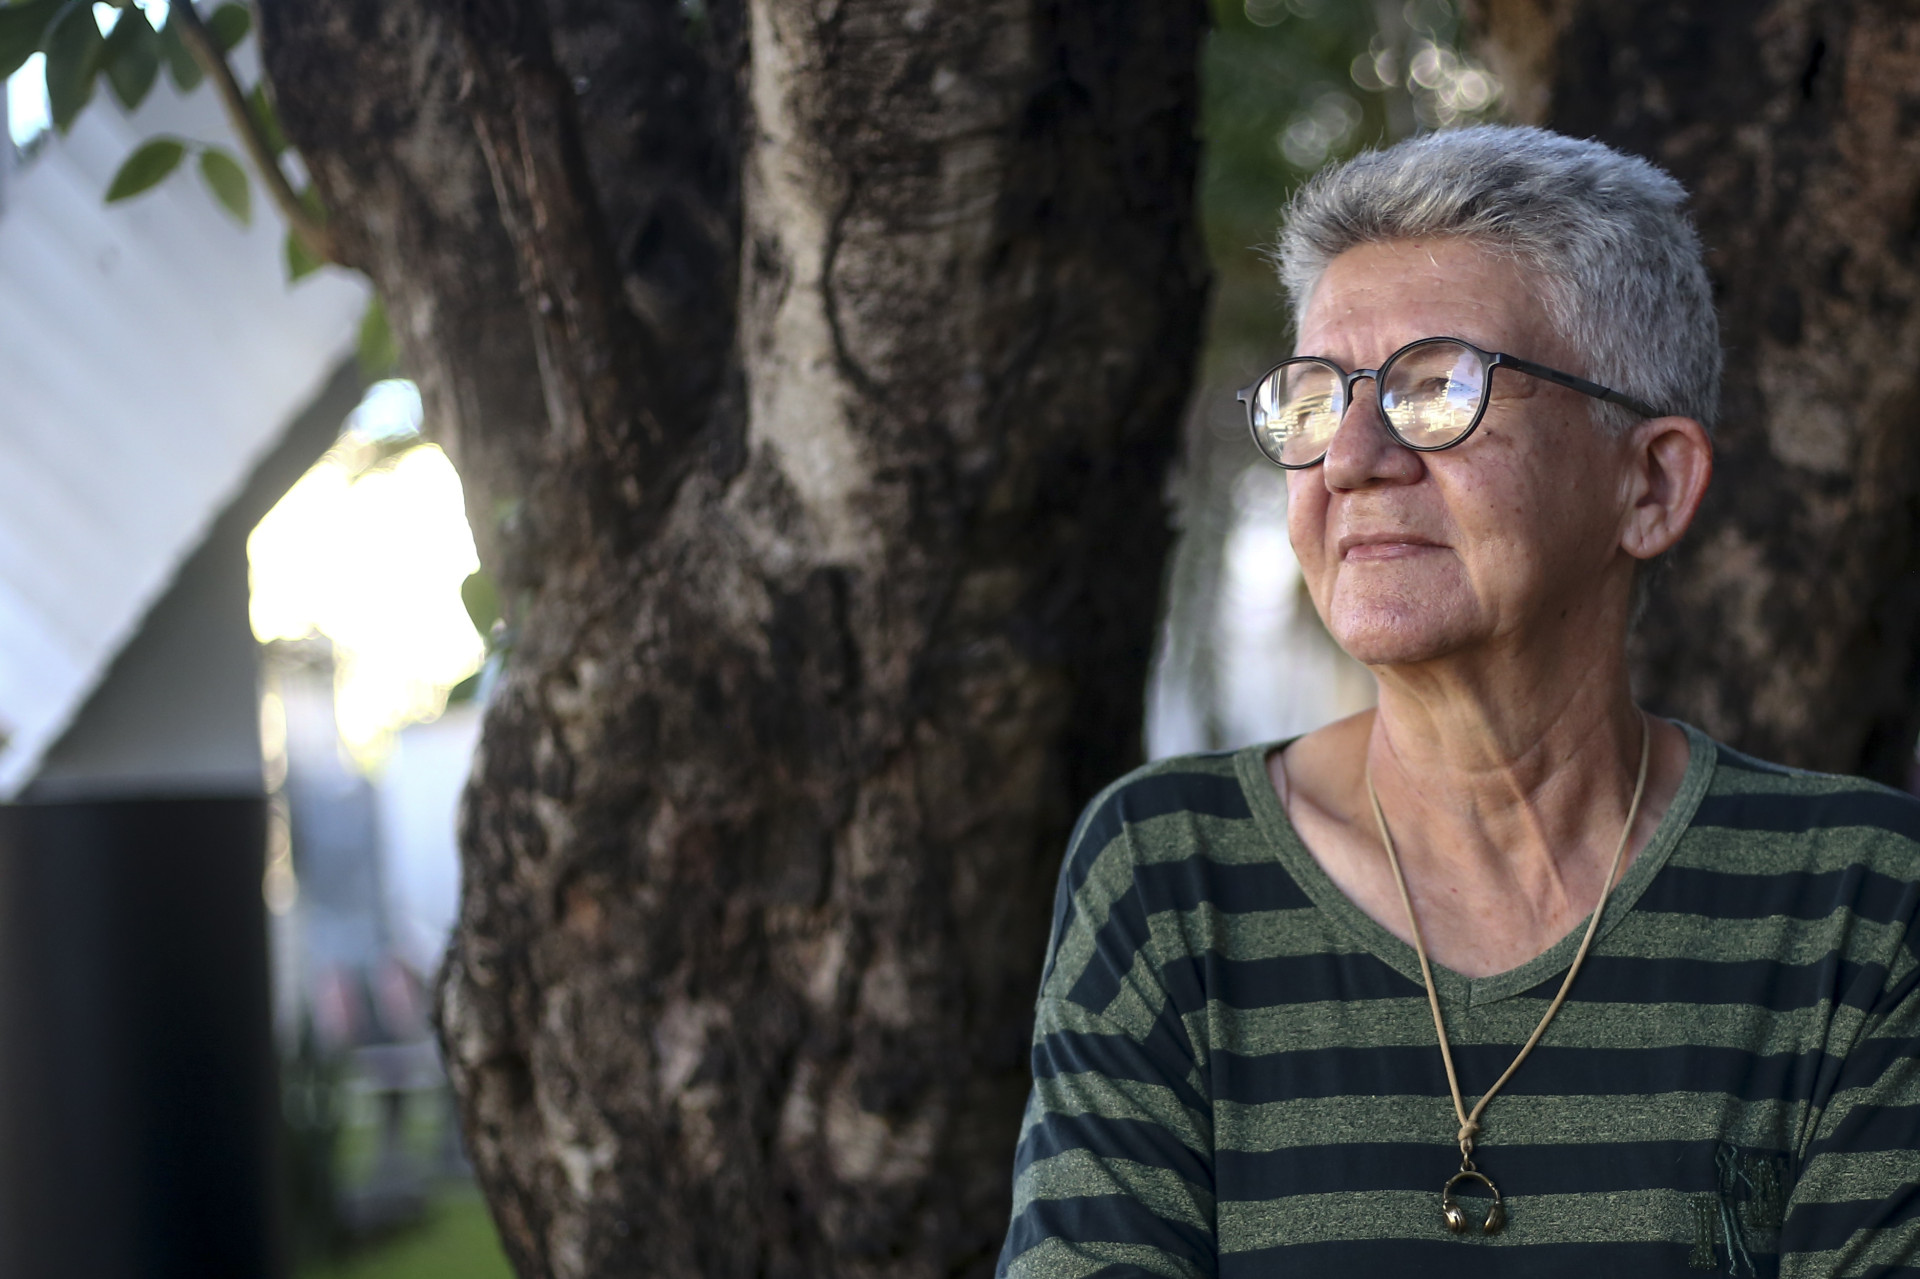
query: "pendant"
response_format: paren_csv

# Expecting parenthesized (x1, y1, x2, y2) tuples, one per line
(1442, 1168, 1506, 1235)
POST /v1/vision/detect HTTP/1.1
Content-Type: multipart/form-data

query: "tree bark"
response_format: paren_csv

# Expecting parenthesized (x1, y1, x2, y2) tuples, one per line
(256, 1, 1208, 1275)
(1471, 0, 1920, 783)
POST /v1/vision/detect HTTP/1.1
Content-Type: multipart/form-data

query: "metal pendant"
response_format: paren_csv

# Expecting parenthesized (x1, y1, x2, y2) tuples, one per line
(1442, 1169, 1506, 1235)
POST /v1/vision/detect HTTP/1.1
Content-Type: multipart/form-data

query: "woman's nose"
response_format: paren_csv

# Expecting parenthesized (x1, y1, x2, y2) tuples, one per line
(1322, 375, 1423, 490)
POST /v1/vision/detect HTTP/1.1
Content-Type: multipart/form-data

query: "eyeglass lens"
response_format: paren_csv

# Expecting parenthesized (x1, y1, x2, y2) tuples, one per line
(1249, 339, 1488, 468)
(1251, 363, 1343, 468)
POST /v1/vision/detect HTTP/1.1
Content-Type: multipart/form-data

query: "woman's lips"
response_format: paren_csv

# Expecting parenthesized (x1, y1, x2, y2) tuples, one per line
(1339, 534, 1441, 561)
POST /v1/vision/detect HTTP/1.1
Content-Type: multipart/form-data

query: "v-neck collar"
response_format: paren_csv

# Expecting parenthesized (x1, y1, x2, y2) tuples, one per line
(1234, 720, 1716, 1009)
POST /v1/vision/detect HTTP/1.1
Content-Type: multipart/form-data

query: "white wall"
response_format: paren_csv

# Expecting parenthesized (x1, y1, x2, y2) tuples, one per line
(373, 703, 482, 975)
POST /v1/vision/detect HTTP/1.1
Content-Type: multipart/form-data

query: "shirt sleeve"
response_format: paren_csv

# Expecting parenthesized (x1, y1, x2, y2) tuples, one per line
(1778, 914, 1920, 1278)
(996, 789, 1217, 1279)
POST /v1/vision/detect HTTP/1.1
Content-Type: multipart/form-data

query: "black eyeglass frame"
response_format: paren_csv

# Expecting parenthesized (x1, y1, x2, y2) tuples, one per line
(1235, 336, 1665, 470)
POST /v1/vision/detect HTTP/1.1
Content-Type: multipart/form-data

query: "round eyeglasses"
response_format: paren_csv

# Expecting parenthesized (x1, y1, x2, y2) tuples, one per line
(1236, 336, 1663, 470)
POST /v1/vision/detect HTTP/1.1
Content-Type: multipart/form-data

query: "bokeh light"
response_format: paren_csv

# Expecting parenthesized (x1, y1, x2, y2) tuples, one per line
(7, 54, 49, 150)
(248, 381, 485, 765)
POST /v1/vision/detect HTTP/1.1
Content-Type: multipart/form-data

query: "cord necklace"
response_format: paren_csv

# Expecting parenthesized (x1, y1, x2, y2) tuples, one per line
(1363, 713, 1650, 1236)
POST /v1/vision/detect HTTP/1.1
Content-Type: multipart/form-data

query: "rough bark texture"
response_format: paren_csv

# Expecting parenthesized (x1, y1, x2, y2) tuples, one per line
(256, 1, 1208, 1275)
(1471, 0, 1920, 783)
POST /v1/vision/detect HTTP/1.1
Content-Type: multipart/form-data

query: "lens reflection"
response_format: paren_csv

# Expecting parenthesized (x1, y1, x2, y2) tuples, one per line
(1252, 360, 1344, 467)
(1381, 340, 1484, 448)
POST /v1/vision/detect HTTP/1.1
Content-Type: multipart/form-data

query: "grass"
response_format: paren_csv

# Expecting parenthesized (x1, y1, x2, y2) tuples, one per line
(298, 1187, 515, 1279)
(292, 1079, 515, 1279)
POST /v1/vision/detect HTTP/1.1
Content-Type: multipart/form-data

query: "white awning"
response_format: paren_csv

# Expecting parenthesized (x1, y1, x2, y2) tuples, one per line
(0, 51, 369, 796)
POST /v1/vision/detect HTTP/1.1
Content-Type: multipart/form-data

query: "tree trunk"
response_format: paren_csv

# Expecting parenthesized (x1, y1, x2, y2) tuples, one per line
(1472, 0, 1920, 784)
(256, 1, 1208, 1275)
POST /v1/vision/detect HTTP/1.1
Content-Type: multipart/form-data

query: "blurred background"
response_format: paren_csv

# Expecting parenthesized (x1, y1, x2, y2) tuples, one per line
(0, 0, 1494, 1273)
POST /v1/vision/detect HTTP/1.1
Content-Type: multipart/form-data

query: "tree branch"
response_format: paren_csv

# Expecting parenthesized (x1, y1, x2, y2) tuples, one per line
(438, 0, 684, 543)
(170, 0, 337, 262)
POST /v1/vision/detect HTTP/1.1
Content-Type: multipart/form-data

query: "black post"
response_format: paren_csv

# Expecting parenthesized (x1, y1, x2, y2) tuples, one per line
(0, 796, 278, 1279)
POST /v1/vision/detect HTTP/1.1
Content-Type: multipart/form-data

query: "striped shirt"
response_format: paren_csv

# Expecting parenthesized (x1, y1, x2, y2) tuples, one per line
(998, 723, 1920, 1277)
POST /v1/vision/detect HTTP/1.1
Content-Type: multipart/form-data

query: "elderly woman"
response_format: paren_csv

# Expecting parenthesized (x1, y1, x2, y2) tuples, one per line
(997, 126, 1920, 1277)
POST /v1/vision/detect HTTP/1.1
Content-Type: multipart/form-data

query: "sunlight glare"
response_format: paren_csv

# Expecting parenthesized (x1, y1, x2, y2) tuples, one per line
(248, 381, 485, 766)
(7, 55, 50, 149)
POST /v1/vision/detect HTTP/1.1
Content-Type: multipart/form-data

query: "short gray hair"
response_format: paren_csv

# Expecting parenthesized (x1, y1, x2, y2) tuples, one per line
(1274, 125, 1721, 433)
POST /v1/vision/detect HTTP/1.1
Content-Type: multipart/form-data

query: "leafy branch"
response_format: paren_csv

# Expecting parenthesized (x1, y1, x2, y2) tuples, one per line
(1, 0, 336, 276)
(164, 0, 333, 261)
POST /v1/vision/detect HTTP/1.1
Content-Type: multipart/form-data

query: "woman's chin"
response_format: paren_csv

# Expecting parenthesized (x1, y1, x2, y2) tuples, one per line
(1315, 565, 1485, 668)
(1325, 604, 1478, 669)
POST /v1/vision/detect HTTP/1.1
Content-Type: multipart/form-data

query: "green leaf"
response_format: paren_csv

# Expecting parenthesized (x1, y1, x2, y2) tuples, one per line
(105, 135, 184, 201)
(284, 227, 324, 282)
(45, 1, 105, 133)
(294, 182, 326, 223)
(284, 185, 332, 281)
(461, 571, 501, 640)
(444, 669, 483, 705)
(197, 146, 251, 224)
(246, 80, 287, 157)
(99, 5, 157, 110)
(206, 1, 248, 52)
(155, 9, 200, 91)
(357, 297, 398, 378)
(0, 0, 60, 82)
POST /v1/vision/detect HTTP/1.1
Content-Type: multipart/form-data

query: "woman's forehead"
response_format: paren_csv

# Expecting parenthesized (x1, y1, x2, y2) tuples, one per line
(1298, 239, 1557, 362)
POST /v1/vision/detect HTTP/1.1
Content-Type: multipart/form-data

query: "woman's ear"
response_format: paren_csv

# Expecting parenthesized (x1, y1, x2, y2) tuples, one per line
(1622, 415, 1713, 560)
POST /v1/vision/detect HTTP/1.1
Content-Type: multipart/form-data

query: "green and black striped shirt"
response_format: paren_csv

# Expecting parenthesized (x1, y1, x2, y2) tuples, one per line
(999, 723, 1920, 1277)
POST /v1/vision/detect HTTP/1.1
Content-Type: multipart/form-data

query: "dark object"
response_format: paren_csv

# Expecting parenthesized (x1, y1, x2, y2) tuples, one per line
(0, 796, 279, 1279)
(281, 1016, 345, 1264)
